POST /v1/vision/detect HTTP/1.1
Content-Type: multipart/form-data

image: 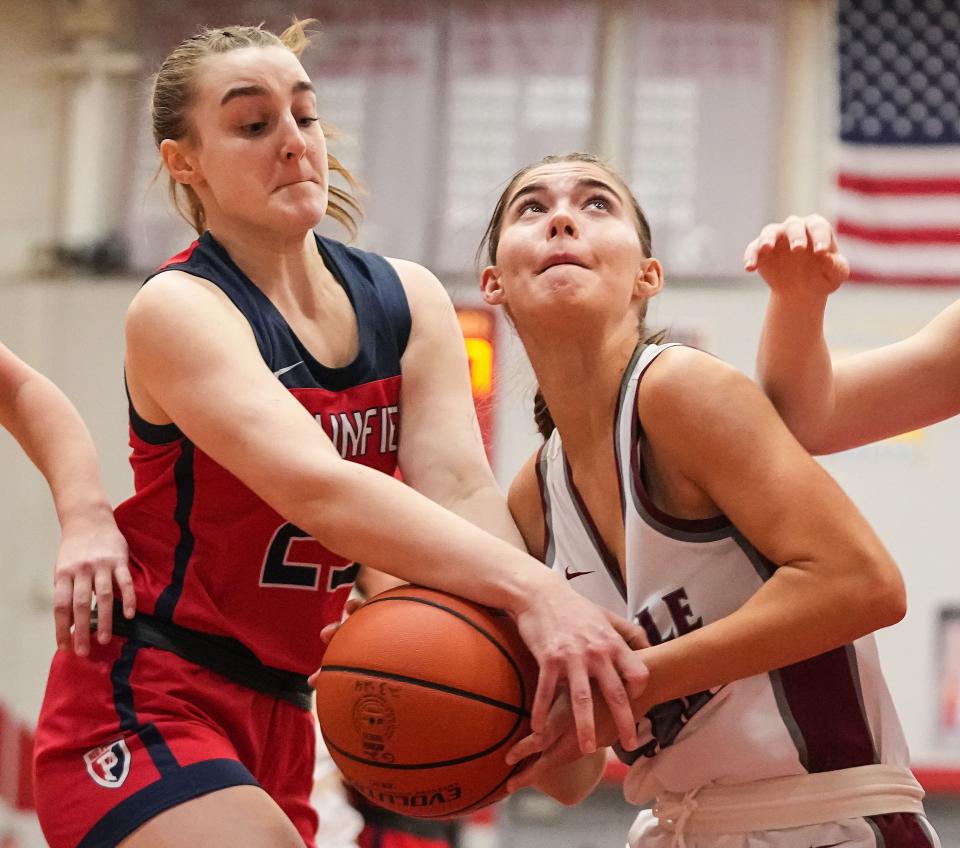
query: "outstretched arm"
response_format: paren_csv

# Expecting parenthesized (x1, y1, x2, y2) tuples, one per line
(749, 214, 960, 453)
(0, 343, 133, 653)
(126, 269, 648, 755)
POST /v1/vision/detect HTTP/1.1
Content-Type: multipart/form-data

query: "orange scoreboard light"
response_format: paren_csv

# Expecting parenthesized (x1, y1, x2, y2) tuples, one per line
(456, 306, 497, 460)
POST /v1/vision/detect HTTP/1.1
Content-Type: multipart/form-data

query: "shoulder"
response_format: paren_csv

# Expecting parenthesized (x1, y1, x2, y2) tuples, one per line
(639, 345, 754, 409)
(638, 345, 770, 446)
(507, 450, 546, 560)
(126, 269, 251, 347)
(385, 258, 448, 300)
(384, 258, 457, 327)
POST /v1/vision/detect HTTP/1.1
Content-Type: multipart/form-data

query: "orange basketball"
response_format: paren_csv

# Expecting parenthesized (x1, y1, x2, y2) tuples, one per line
(314, 585, 538, 819)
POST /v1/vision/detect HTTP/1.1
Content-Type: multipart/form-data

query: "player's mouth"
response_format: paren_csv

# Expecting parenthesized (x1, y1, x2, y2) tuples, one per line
(538, 253, 588, 274)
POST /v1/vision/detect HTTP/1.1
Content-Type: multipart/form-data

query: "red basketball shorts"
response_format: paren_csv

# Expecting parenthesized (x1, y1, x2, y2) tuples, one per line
(358, 827, 456, 848)
(33, 637, 318, 847)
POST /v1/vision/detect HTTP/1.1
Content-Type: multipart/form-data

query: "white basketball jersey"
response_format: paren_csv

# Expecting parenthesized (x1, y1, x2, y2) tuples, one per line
(536, 343, 910, 805)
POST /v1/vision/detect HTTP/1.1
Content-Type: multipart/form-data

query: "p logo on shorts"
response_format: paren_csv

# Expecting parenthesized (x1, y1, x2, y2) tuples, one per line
(83, 739, 131, 788)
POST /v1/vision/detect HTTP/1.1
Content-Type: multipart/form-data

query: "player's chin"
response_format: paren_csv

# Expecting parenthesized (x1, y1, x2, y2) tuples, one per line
(272, 201, 328, 233)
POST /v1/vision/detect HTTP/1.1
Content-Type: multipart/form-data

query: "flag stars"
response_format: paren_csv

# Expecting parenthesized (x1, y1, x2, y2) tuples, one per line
(840, 0, 960, 144)
(925, 55, 945, 77)
(878, 102, 897, 122)
(878, 70, 898, 91)
(925, 87, 945, 108)
(878, 42, 898, 62)
(893, 24, 913, 45)
(893, 55, 913, 76)
(908, 40, 929, 62)
(908, 71, 929, 94)
(924, 117, 945, 139)
(892, 117, 912, 138)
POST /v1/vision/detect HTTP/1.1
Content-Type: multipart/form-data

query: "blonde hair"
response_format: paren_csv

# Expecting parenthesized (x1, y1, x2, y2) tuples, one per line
(151, 18, 363, 238)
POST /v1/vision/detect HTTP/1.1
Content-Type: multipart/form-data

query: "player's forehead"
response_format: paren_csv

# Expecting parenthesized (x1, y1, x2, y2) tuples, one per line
(195, 45, 313, 105)
(509, 161, 623, 200)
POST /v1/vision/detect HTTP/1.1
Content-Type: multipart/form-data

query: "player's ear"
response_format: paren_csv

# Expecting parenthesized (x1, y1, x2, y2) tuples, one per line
(633, 258, 663, 300)
(160, 138, 203, 186)
(480, 266, 506, 306)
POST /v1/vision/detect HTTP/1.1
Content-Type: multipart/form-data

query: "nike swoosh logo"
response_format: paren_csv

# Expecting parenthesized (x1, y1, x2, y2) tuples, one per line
(273, 361, 304, 378)
(564, 566, 595, 580)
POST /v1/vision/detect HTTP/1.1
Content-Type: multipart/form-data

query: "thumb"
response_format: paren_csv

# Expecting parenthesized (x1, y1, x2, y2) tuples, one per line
(602, 609, 649, 650)
(829, 252, 850, 285)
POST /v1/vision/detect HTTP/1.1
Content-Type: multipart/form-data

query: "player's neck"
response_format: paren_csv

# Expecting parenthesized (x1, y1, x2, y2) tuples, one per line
(208, 224, 335, 304)
(524, 330, 637, 452)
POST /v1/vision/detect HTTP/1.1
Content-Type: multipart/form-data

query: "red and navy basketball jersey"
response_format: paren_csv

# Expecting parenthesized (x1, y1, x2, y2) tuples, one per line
(114, 232, 409, 675)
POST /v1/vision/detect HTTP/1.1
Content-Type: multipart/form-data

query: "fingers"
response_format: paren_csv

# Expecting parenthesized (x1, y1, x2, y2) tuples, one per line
(615, 646, 650, 703)
(805, 214, 835, 253)
(602, 608, 650, 652)
(783, 215, 809, 251)
(505, 728, 581, 794)
(592, 662, 637, 750)
(506, 752, 547, 794)
(530, 662, 559, 739)
(596, 612, 650, 738)
(319, 621, 341, 645)
(743, 223, 782, 270)
(114, 563, 137, 620)
(53, 575, 73, 651)
(506, 731, 545, 766)
(565, 663, 597, 754)
(830, 251, 851, 284)
(93, 568, 114, 645)
(54, 548, 136, 652)
(72, 572, 93, 656)
(743, 214, 841, 272)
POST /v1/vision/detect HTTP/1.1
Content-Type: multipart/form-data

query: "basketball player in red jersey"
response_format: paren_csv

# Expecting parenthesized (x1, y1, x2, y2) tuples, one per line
(0, 342, 132, 653)
(477, 154, 937, 846)
(31, 22, 648, 848)
(748, 214, 960, 453)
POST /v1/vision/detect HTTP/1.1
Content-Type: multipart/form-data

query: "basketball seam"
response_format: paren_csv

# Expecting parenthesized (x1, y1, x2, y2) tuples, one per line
(323, 719, 523, 771)
(319, 664, 529, 716)
(359, 594, 532, 708)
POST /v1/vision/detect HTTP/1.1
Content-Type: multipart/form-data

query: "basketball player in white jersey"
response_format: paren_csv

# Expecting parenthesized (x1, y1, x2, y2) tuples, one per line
(748, 213, 960, 454)
(478, 153, 939, 847)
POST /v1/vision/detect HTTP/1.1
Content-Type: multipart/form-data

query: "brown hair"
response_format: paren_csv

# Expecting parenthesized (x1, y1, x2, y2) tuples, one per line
(478, 152, 663, 440)
(151, 18, 363, 238)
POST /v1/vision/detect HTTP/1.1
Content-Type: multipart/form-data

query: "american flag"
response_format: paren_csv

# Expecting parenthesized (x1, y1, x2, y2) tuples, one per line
(836, 0, 960, 286)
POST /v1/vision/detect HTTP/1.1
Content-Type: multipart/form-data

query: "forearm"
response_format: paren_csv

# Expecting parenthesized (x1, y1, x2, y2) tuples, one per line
(1, 374, 113, 527)
(281, 461, 556, 616)
(756, 292, 836, 451)
(437, 479, 528, 552)
(630, 555, 903, 717)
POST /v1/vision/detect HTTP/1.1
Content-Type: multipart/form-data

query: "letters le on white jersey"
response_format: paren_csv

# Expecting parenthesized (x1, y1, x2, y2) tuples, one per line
(536, 343, 910, 805)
